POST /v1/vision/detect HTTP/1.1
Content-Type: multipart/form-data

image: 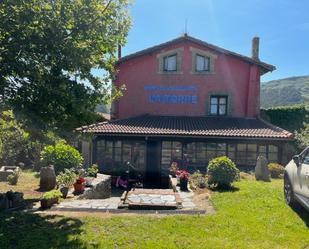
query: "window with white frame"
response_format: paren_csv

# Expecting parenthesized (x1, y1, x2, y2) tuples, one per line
(163, 54, 177, 71)
(196, 54, 210, 72)
(210, 96, 228, 115)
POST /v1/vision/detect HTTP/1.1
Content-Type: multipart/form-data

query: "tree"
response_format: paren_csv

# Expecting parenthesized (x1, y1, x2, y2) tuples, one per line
(0, 110, 30, 165)
(295, 123, 309, 151)
(0, 0, 131, 134)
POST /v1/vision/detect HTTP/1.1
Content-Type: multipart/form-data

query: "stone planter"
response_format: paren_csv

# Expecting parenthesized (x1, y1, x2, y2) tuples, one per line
(180, 178, 188, 191)
(40, 198, 58, 209)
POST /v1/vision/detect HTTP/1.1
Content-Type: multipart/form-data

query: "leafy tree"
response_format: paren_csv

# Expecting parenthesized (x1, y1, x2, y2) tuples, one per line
(0, 0, 131, 134)
(0, 110, 30, 165)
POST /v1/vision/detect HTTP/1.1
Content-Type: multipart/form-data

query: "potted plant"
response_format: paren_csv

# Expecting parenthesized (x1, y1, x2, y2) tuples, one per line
(56, 168, 77, 198)
(7, 168, 21, 185)
(177, 170, 190, 191)
(87, 164, 99, 178)
(73, 177, 86, 193)
(169, 162, 178, 177)
(40, 190, 62, 209)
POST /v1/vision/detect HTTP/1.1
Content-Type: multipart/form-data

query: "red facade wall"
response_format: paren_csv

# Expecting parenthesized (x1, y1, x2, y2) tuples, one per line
(113, 40, 261, 119)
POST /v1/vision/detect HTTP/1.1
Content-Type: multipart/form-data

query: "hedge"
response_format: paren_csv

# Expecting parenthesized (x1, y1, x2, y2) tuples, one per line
(261, 104, 309, 132)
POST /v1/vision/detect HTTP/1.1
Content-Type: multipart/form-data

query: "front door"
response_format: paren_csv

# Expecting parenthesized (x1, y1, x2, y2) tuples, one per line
(145, 140, 161, 187)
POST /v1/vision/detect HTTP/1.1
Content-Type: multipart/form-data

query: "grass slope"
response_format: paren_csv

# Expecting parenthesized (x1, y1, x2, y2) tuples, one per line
(261, 75, 309, 108)
(1, 179, 309, 248)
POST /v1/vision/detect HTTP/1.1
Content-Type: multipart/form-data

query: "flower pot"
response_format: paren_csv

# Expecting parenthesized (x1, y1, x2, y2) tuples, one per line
(180, 178, 188, 191)
(60, 186, 69, 198)
(73, 183, 85, 193)
(40, 198, 58, 209)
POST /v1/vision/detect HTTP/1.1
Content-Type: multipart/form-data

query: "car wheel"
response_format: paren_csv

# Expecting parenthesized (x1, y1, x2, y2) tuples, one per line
(284, 176, 296, 207)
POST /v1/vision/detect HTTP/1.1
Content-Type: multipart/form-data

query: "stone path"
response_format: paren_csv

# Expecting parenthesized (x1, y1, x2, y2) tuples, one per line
(125, 189, 181, 209)
(52, 197, 120, 210)
(177, 189, 196, 209)
(170, 177, 197, 209)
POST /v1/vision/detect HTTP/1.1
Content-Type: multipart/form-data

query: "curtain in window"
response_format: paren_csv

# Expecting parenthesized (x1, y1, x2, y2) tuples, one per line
(196, 55, 209, 71)
(210, 97, 218, 115)
(164, 55, 177, 71)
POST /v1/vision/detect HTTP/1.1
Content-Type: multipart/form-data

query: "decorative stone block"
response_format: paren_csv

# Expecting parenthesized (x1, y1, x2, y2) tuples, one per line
(0, 166, 20, 182)
(255, 155, 271, 182)
(40, 165, 56, 190)
(78, 174, 111, 199)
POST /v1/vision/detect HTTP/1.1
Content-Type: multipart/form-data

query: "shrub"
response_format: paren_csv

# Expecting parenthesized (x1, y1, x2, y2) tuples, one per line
(207, 156, 239, 188)
(190, 170, 208, 188)
(87, 164, 99, 177)
(40, 141, 83, 173)
(56, 168, 77, 187)
(42, 190, 62, 200)
(7, 169, 21, 185)
(268, 163, 285, 179)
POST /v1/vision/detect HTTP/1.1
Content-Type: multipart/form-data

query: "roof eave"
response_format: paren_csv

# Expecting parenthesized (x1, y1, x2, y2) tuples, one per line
(78, 130, 293, 141)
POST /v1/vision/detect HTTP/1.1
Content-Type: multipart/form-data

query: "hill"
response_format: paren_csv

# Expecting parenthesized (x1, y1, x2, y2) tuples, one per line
(261, 75, 309, 108)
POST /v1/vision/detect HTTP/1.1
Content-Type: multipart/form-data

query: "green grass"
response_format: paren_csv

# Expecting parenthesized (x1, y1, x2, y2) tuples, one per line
(0, 170, 42, 199)
(1, 179, 309, 249)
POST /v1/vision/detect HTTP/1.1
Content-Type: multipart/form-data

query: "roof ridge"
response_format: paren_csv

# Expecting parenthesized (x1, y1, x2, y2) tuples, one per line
(117, 35, 275, 74)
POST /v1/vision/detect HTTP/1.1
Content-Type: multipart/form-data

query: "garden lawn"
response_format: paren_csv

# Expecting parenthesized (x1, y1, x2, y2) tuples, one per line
(1, 179, 309, 249)
(0, 170, 42, 199)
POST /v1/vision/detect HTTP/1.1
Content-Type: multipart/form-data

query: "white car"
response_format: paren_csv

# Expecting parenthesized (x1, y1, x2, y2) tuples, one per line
(284, 147, 309, 211)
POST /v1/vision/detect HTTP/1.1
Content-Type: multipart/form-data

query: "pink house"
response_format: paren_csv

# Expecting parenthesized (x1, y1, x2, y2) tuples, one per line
(78, 35, 292, 186)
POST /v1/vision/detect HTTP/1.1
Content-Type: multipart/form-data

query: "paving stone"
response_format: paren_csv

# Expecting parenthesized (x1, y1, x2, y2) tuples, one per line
(127, 196, 141, 203)
(151, 198, 164, 204)
(148, 194, 161, 198)
(107, 203, 118, 209)
(160, 195, 176, 202)
(141, 200, 152, 204)
(182, 201, 196, 208)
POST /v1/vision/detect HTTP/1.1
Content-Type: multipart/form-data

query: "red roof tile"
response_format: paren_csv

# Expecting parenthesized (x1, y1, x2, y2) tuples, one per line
(76, 114, 293, 140)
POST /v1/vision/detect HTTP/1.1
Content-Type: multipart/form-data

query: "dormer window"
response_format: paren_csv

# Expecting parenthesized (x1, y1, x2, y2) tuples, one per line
(196, 54, 210, 72)
(163, 54, 177, 71)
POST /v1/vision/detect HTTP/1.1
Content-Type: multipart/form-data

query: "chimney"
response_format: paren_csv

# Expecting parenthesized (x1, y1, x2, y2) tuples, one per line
(251, 37, 259, 60)
(118, 44, 122, 59)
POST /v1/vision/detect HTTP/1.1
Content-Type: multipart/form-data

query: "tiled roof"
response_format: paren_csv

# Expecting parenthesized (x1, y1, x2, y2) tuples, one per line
(117, 35, 276, 75)
(76, 114, 293, 140)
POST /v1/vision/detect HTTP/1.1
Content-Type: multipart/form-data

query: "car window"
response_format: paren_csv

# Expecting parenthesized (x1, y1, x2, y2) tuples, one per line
(302, 150, 309, 164)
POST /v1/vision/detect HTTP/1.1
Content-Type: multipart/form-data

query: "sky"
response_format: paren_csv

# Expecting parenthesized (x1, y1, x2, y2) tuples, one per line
(119, 0, 309, 82)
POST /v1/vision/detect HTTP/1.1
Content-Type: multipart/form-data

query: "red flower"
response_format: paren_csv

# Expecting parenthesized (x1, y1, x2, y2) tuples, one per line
(176, 170, 190, 180)
(76, 177, 85, 184)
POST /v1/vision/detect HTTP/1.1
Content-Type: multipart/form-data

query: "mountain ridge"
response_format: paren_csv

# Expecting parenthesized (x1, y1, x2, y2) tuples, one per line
(261, 75, 309, 108)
